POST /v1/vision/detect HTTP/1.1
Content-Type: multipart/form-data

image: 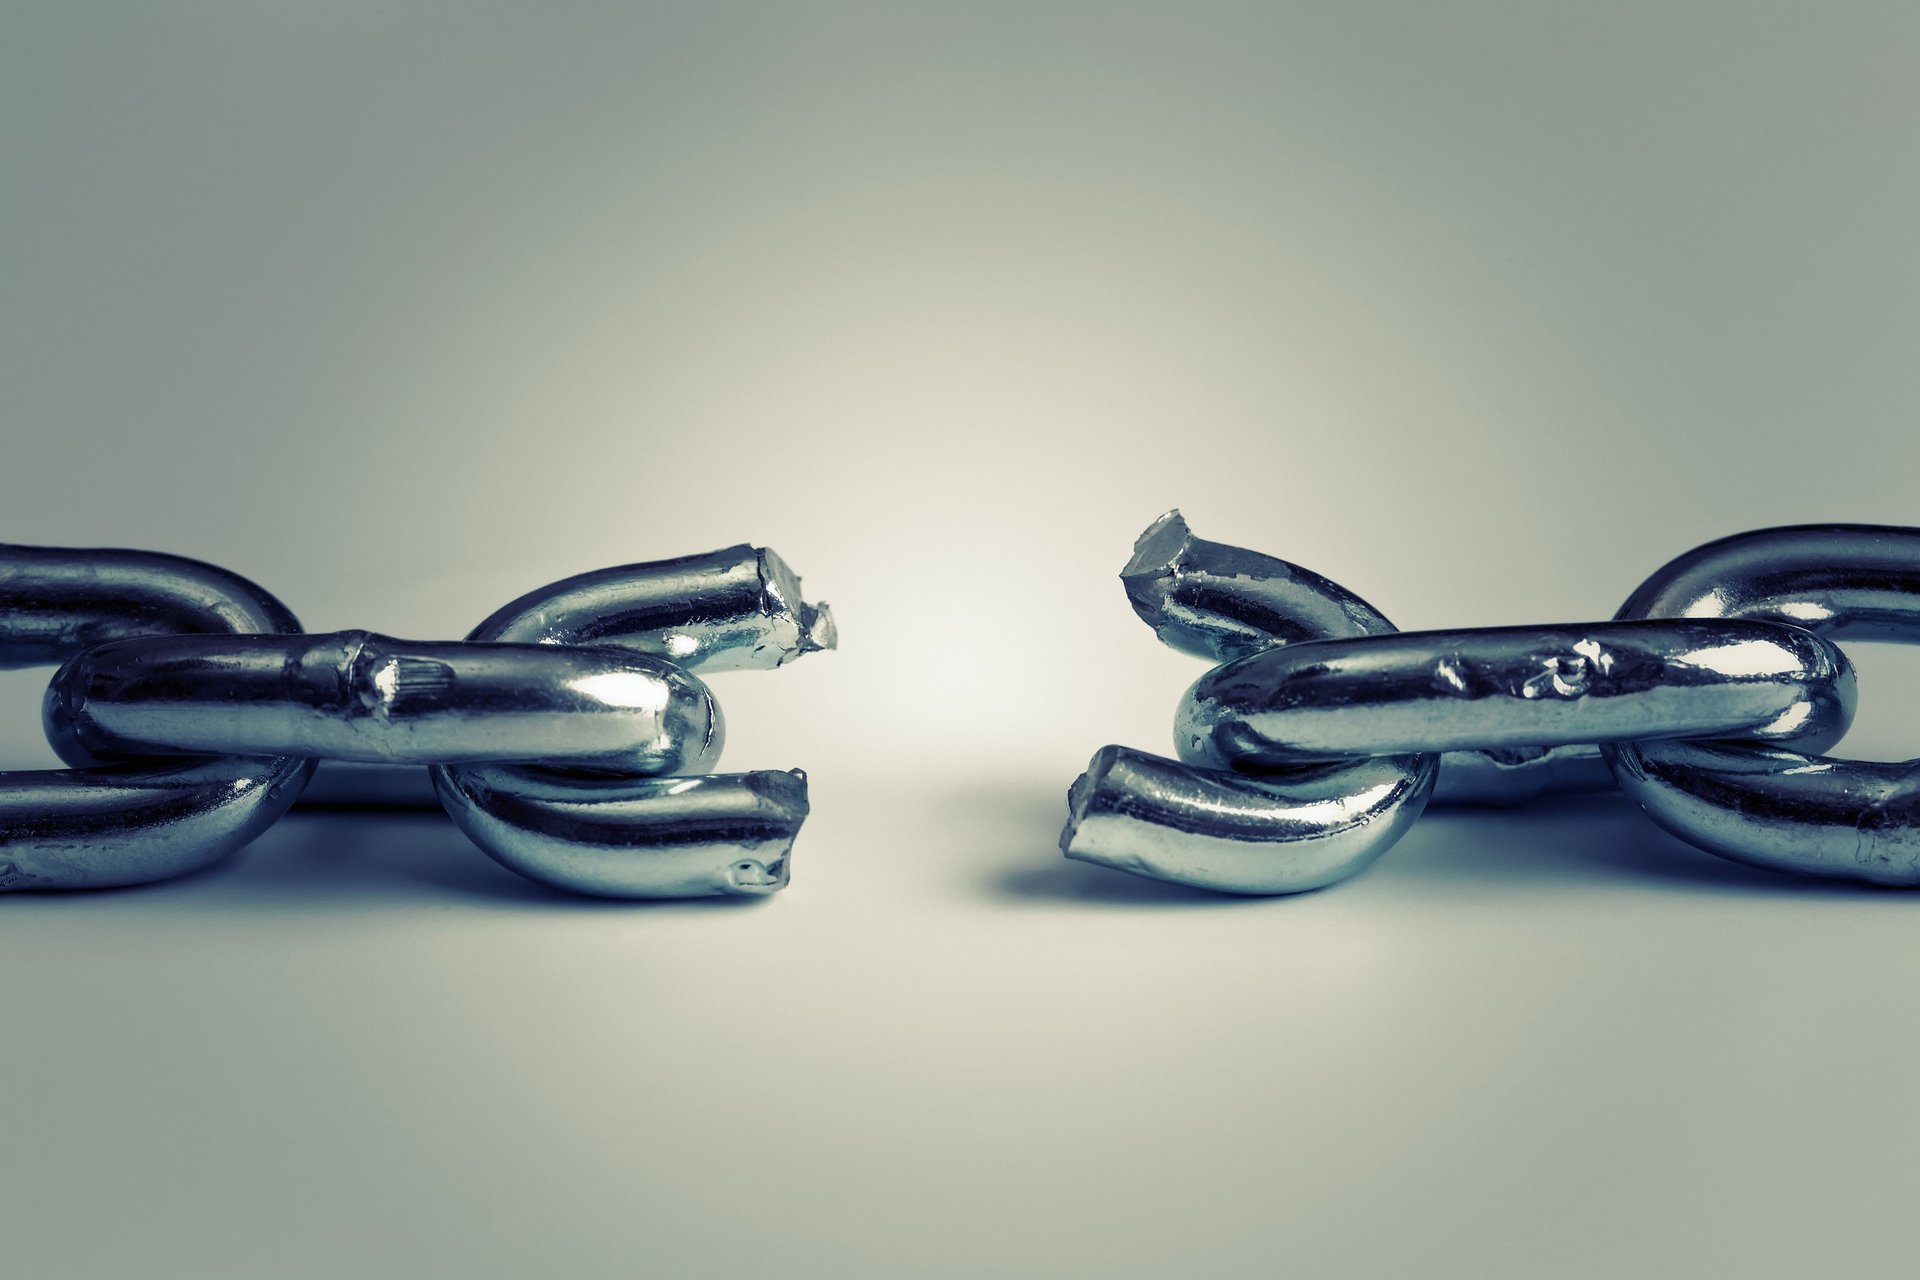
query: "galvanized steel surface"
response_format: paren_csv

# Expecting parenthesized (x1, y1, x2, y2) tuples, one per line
(1064, 514, 1907, 893)
(2, 542, 832, 897)
(0, 544, 312, 890)
(46, 631, 724, 773)
(1066, 513, 1438, 894)
(1607, 525, 1920, 883)
(433, 545, 831, 898)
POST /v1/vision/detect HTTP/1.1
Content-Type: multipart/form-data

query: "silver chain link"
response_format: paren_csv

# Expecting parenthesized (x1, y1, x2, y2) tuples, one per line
(1062, 513, 1919, 893)
(0, 542, 833, 897)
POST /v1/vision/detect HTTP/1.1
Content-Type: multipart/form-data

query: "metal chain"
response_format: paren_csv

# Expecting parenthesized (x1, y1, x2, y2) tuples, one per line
(10, 521, 1912, 899)
(1, 542, 833, 897)
(0, 545, 314, 891)
(1062, 513, 1918, 893)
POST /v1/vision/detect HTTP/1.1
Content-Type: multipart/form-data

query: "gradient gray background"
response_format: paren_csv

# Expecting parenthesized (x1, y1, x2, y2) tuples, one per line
(3, 4, 1918, 1277)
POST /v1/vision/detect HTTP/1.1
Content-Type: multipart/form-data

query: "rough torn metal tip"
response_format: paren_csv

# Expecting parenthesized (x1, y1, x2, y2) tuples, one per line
(1058, 750, 1115, 859)
(1118, 511, 1403, 661)
(800, 601, 837, 654)
(1120, 512, 1200, 643)
(740, 766, 811, 813)
(1122, 510, 1192, 580)
(757, 546, 835, 666)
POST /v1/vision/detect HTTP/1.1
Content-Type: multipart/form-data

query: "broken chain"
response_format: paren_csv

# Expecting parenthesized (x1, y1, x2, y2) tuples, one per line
(1, 542, 832, 897)
(1062, 514, 1920, 893)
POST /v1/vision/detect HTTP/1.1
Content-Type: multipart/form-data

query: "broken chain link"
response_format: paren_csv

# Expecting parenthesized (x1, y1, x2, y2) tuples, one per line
(2, 542, 832, 897)
(1062, 514, 1919, 893)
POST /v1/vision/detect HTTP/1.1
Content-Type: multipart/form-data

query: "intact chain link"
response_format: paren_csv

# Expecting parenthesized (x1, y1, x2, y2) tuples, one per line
(1, 542, 833, 896)
(1062, 514, 1920, 893)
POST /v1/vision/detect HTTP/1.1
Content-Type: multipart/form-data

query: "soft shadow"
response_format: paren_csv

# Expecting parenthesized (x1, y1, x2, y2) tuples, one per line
(969, 776, 1906, 906)
(1, 811, 782, 915)
(993, 858, 1305, 907)
(251, 812, 779, 911)
(961, 779, 1280, 909)
(1384, 793, 1902, 899)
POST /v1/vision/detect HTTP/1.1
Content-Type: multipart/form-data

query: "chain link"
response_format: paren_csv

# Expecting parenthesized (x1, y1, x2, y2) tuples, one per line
(1062, 513, 1910, 893)
(1608, 525, 1920, 883)
(0, 545, 313, 890)
(432, 546, 830, 898)
(46, 631, 723, 772)
(0, 542, 832, 897)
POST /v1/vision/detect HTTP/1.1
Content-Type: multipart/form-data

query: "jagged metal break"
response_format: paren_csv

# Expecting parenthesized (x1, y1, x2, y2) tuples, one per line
(1121, 509, 1396, 660)
(432, 544, 833, 898)
(0, 544, 313, 890)
(1608, 525, 1920, 883)
(470, 543, 835, 671)
(1063, 513, 1438, 894)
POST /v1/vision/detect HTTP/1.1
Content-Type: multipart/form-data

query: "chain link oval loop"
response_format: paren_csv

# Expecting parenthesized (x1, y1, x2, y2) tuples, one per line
(1062, 512, 1439, 894)
(1176, 619, 1852, 770)
(437, 765, 809, 898)
(432, 545, 833, 898)
(45, 631, 723, 774)
(1608, 525, 1920, 883)
(0, 544, 312, 890)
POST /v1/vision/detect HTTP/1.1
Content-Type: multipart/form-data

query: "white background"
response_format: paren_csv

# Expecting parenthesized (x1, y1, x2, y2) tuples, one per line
(3, 5, 1918, 1276)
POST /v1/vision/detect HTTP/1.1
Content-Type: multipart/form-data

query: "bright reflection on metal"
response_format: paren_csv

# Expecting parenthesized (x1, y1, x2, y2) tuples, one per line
(1681, 637, 1805, 679)
(44, 631, 722, 773)
(566, 670, 677, 715)
(1064, 746, 1432, 895)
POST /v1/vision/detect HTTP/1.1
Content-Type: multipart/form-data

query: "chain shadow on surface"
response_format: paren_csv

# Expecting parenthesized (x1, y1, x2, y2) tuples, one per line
(9, 782, 1906, 912)
(0, 809, 781, 913)
(975, 780, 1907, 905)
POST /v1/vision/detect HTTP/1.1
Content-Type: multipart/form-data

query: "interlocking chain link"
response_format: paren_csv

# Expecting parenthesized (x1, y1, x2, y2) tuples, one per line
(0, 546, 313, 890)
(1062, 513, 1909, 893)
(432, 546, 831, 898)
(1608, 525, 1920, 883)
(1, 542, 832, 897)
